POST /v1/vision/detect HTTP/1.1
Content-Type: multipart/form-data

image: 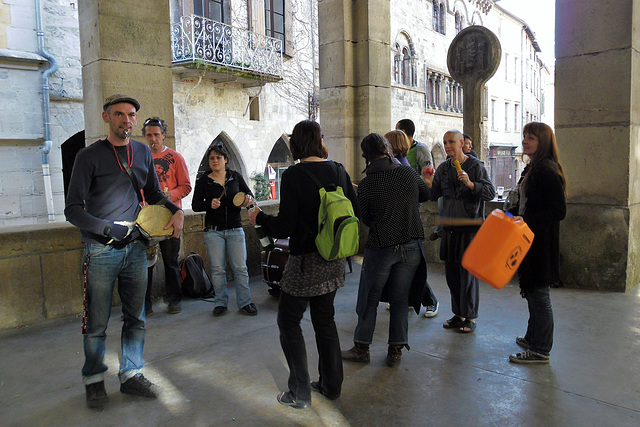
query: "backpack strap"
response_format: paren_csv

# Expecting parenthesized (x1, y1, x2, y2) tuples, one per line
(298, 163, 324, 189)
(333, 161, 347, 192)
(298, 161, 345, 192)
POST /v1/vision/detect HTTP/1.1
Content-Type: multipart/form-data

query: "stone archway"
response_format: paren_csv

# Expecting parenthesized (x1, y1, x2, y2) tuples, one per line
(195, 132, 245, 179)
(264, 136, 294, 200)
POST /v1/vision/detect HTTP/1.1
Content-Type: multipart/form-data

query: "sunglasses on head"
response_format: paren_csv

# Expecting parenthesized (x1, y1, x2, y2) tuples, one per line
(144, 118, 165, 126)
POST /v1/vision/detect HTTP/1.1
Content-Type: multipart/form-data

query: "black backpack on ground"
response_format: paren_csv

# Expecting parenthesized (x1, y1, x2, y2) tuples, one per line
(180, 253, 215, 298)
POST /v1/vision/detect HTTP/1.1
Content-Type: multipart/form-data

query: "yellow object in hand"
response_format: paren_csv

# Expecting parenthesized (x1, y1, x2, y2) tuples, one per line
(453, 159, 462, 172)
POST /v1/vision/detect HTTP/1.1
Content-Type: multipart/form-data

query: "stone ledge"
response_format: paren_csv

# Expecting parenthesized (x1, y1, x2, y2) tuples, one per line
(0, 48, 46, 69)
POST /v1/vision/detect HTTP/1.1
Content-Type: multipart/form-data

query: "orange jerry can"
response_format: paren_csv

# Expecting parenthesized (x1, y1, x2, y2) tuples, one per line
(461, 209, 534, 289)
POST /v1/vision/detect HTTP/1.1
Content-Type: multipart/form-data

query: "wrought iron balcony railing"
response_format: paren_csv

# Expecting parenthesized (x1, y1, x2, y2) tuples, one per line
(171, 14, 283, 79)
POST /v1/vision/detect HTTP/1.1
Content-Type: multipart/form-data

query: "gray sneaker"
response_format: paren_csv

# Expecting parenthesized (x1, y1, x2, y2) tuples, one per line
(515, 336, 530, 350)
(509, 350, 549, 364)
(120, 373, 162, 398)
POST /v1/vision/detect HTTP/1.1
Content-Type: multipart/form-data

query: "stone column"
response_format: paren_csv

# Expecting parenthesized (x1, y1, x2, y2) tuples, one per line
(78, 1, 175, 148)
(556, 0, 639, 291)
(318, 0, 391, 181)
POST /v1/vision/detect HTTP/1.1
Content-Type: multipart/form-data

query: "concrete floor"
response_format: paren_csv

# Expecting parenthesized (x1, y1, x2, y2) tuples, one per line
(1, 259, 640, 426)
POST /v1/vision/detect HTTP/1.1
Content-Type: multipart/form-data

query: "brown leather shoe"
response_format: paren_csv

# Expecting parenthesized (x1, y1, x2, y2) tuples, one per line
(386, 344, 409, 367)
(341, 342, 370, 363)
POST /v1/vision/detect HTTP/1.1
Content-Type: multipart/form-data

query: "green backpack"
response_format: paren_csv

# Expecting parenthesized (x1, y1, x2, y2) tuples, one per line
(300, 162, 360, 261)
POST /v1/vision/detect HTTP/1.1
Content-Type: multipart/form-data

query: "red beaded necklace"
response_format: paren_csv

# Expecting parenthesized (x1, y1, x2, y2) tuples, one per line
(112, 142, 133, 171)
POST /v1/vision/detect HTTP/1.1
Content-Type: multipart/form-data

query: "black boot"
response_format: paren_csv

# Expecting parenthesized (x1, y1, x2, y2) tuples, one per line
(85, 381, 109, 409)
(386, 344, 410, 367)
(341, 342, 370, 363)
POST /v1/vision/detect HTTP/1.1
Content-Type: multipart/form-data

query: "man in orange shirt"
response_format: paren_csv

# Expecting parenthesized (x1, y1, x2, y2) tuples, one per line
(143, 117, 192, 314)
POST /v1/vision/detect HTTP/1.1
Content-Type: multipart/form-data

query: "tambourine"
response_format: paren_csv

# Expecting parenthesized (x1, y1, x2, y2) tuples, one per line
(233, 192, 254, 209)
(135, 205, 174, 240)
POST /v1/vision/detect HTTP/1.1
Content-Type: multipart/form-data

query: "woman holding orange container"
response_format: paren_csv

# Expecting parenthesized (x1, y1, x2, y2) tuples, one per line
(505, 122, 566, 364)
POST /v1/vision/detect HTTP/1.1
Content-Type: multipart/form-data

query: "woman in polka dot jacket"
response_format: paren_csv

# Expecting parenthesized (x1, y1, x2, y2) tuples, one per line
(341, 133, 431, 368)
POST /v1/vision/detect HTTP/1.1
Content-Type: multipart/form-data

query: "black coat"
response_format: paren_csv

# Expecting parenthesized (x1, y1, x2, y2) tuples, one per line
(192, 169, 252, 229)
(508, 160, 566, 293)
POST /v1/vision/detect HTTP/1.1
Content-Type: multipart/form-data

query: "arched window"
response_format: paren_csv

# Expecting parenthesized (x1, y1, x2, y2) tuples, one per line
(196, 135, 242, 180)
(455, 12, 462, 34)
(433, 1, 446, 35)
(402, 48, 411, 85)
(264, 137, 294, 200)
(393, 33, 416, 87)
(394, 44, 401, 83)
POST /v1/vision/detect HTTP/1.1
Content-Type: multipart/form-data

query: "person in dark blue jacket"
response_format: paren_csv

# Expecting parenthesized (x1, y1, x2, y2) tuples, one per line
(65, 94, 184, 409)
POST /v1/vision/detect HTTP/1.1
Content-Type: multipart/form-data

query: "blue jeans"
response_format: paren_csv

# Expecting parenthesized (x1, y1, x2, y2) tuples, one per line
(204, 228, 251, 309)
(354, 240, 421, 345)
(278, 290, 342, 403)
(82, 240, 148, 385)
(524, 286, 554, 356)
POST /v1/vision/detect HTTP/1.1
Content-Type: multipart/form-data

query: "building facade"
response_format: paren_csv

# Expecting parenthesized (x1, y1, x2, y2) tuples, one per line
(389, 0, 548, 194)
(0, 0, 548, 226)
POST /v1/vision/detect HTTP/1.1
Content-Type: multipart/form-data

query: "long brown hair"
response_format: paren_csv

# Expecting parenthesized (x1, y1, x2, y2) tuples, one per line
(522, 122, 567, 195)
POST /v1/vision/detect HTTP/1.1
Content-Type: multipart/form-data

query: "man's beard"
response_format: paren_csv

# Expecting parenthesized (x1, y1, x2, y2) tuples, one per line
(114, 127, 131, 139)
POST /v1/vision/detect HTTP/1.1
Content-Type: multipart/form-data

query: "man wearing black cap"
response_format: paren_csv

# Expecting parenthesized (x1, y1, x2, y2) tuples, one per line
(65, 94, 184, 409)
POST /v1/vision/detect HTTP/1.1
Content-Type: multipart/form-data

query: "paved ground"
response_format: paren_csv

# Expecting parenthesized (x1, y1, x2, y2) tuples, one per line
(1, 259, 640, 426)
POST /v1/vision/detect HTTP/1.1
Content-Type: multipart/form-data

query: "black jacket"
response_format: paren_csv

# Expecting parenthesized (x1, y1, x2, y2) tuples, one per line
(508, 160, 566, 293)
(192, 169, 253, 229)
(257, 161, 360, 255)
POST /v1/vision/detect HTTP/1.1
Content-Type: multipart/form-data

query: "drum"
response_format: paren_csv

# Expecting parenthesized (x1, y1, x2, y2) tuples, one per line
(261, 238, 290, 296)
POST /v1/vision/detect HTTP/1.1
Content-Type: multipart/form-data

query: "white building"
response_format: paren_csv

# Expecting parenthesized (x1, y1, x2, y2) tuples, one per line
(0, 0, 549, 226)
(390, 0, 549, 193)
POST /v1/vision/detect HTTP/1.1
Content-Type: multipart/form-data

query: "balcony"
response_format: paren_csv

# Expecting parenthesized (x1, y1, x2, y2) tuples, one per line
(171, 15, 283, 87)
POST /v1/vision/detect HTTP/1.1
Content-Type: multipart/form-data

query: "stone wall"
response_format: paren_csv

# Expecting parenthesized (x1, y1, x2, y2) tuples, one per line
(0, 204, 278, 330)
(1, 200, 518, 330)
(0, 0, 83, 227)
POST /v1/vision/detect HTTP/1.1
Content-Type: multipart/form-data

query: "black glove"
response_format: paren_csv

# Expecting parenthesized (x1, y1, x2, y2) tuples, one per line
(107, 223, 130, 241)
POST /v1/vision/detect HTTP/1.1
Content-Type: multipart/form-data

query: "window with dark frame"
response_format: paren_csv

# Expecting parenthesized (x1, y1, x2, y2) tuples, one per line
(402, 48, 411, 85)
(265, 0, 285, 50)
(194, 0, 224, 22)
(433, 1, 445, 35)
